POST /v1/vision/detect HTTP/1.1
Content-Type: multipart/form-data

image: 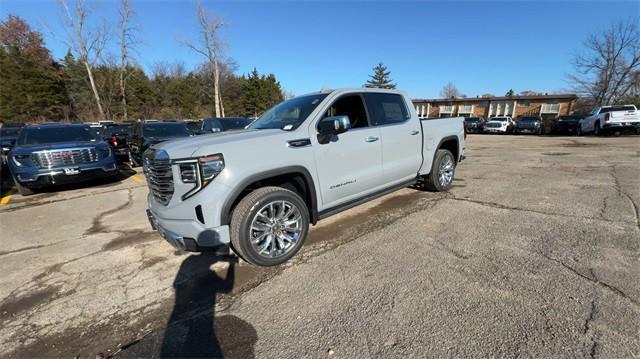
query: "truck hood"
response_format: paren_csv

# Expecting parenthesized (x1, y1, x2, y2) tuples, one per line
(12, 141, 108, 154)
(152, 128, 287, 159)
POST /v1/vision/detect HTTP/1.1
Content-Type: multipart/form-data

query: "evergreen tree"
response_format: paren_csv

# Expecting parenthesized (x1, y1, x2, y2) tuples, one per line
(242, 68, 284, 117)
(364, 62, 396, 89)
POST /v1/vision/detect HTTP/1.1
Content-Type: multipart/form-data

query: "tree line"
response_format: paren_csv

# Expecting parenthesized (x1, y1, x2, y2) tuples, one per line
(0, 1, 284, 123)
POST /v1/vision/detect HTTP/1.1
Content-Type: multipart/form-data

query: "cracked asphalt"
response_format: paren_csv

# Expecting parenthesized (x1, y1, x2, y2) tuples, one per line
(0, 135, 638, 358)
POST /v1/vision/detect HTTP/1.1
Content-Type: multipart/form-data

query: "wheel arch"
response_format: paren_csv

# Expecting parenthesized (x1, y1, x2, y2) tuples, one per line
(221, 166, 319, 226)
(436, 135, 460, 163)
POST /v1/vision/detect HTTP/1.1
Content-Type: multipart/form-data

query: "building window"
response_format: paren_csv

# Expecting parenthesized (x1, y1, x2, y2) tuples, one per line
(478, 101, 488, 108)
(519, 100, 530, 107)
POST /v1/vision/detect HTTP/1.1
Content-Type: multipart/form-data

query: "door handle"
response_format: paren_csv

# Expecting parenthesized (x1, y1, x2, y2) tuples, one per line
(365, 136, 379, 142)
(410, 130, 420, 135)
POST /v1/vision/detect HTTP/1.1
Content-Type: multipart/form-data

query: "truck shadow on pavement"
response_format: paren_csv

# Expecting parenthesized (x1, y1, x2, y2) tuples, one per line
(123, 253, 257, 358)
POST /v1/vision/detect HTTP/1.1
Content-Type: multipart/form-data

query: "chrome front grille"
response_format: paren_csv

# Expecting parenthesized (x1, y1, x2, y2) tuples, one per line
(31, 148, 98, 169)
(143, 151, 174, 206)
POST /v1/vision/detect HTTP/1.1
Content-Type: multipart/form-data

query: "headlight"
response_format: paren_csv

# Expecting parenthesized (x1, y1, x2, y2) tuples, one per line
(178, 153, 224, 200)
(12, 154, 29, 167)
(96, 146, 112, 158)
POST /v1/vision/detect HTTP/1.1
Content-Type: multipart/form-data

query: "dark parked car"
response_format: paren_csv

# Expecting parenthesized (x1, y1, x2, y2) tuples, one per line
(201, 117, 252, 133)
(550, 115, 582, 135)
(463, 117, 486, 133)
(128, 121, 191, 167)
(514, 116, 544, 135)
(184, 120, 205, 135)
(7, 124, 118, 195)
(102, 124, 132, 162)
(1, 127, 22, 168)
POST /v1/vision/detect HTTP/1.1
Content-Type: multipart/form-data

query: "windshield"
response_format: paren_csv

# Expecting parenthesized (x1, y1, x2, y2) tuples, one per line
(250, 94, 329, 130)
(142, 123, 190, 138)
(519, 118, 538, 123)
(558, 116, 580, 121)
(465, 118, 481, 123)
(17, 126, 98, 145)
(600, 105, 636, 113)
(0, 128, 21, 137)
(491, 117, 508, 122)
(486, 122, 501, 127)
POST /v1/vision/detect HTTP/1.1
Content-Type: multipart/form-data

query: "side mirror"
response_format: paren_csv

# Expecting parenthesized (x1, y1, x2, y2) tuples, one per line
(318, 116, 351, 135)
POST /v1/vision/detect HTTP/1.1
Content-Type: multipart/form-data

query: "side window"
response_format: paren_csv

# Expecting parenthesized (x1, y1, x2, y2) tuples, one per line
(363, 93, 410, 126)
(322, 95, 369, 129)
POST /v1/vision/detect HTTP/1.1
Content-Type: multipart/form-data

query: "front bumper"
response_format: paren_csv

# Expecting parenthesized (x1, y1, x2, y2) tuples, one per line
(12, 161, 118, 184)
(146, 197, 231, 252)
(483, 128, 507, 133)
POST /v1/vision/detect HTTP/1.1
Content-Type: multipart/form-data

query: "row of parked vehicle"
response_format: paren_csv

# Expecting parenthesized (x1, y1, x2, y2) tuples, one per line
(0, 117, 252, 195)
(462, 104, 640, 136)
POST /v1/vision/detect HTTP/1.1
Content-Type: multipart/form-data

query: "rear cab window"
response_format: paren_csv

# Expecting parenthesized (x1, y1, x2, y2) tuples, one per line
(363, 93, 410, 126)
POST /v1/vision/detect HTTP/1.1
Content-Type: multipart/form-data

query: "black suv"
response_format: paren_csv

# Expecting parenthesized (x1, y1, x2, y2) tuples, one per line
(128, 121, 191, 167)
(201, 117, 252, 133)
(463, 117, 486, 134)
(550, 115, 582, 135)
(514, 116, 544, 135)
(102, 124, 132, 162)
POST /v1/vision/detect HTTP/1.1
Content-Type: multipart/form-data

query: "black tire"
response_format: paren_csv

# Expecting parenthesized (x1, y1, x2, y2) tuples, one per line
(12, 176, 34, 196)
(594, 121, 601, 136)
(424, 149, 456, 192)
(230, 186, 310, 266)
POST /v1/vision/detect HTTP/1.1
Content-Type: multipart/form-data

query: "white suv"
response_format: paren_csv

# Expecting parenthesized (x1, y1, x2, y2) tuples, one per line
(483, 116, 514, 134)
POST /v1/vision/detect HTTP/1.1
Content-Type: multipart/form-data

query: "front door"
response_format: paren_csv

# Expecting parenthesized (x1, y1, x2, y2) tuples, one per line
(311, 94, 384, 209)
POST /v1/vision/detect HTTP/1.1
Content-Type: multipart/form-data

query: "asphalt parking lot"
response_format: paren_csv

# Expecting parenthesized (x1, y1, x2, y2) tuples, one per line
(0, 135, 638, 358)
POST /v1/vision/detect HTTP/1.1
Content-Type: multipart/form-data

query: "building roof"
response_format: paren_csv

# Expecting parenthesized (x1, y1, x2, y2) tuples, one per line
(412, 93, 578, 103)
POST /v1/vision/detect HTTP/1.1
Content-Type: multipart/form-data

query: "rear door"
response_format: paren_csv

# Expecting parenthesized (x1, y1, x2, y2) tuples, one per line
(312, 93, 384, 209)
(363, 92, 421, 186)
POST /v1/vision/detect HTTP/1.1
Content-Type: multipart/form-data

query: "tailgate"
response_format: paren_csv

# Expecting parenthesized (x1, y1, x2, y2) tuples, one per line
(608, 110, 640, 123)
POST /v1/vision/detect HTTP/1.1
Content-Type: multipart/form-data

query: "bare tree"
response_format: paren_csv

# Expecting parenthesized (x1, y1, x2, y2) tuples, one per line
(59, 0, 108, 120)
(118, 0, 137, 121)
(569, 19, 640, 105)
(440, 82, 461, 99)
(181, 1, 225, 117)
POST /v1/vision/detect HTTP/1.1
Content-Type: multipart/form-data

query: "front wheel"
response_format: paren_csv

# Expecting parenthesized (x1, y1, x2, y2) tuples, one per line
(128, 150, 140, 168)
(576, 125, 583, 136)
(230, 186, 310, 266)
(424, 149, 456, 192)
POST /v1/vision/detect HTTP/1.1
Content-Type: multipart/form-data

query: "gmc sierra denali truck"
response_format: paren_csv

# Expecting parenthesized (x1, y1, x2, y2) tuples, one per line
(144, 88, 465, 266)
(578, 105, 640, 136)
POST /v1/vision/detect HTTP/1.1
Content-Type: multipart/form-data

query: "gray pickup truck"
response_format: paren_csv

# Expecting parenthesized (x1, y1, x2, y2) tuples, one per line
(145, 88, 465, 266)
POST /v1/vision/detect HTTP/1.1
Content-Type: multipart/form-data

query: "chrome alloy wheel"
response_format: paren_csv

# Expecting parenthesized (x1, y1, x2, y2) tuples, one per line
(438, 153, 455, 187)
(249, 200, 302, 258)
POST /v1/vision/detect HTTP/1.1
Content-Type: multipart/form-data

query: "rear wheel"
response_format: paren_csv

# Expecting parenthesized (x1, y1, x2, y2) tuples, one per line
(230, 186, 309, 266)
(12, 176, 34, 196)
(424, 149, 455, 192)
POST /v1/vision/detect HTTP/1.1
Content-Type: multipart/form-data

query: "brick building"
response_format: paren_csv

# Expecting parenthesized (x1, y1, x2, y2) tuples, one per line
(412, 94, 578, 120)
